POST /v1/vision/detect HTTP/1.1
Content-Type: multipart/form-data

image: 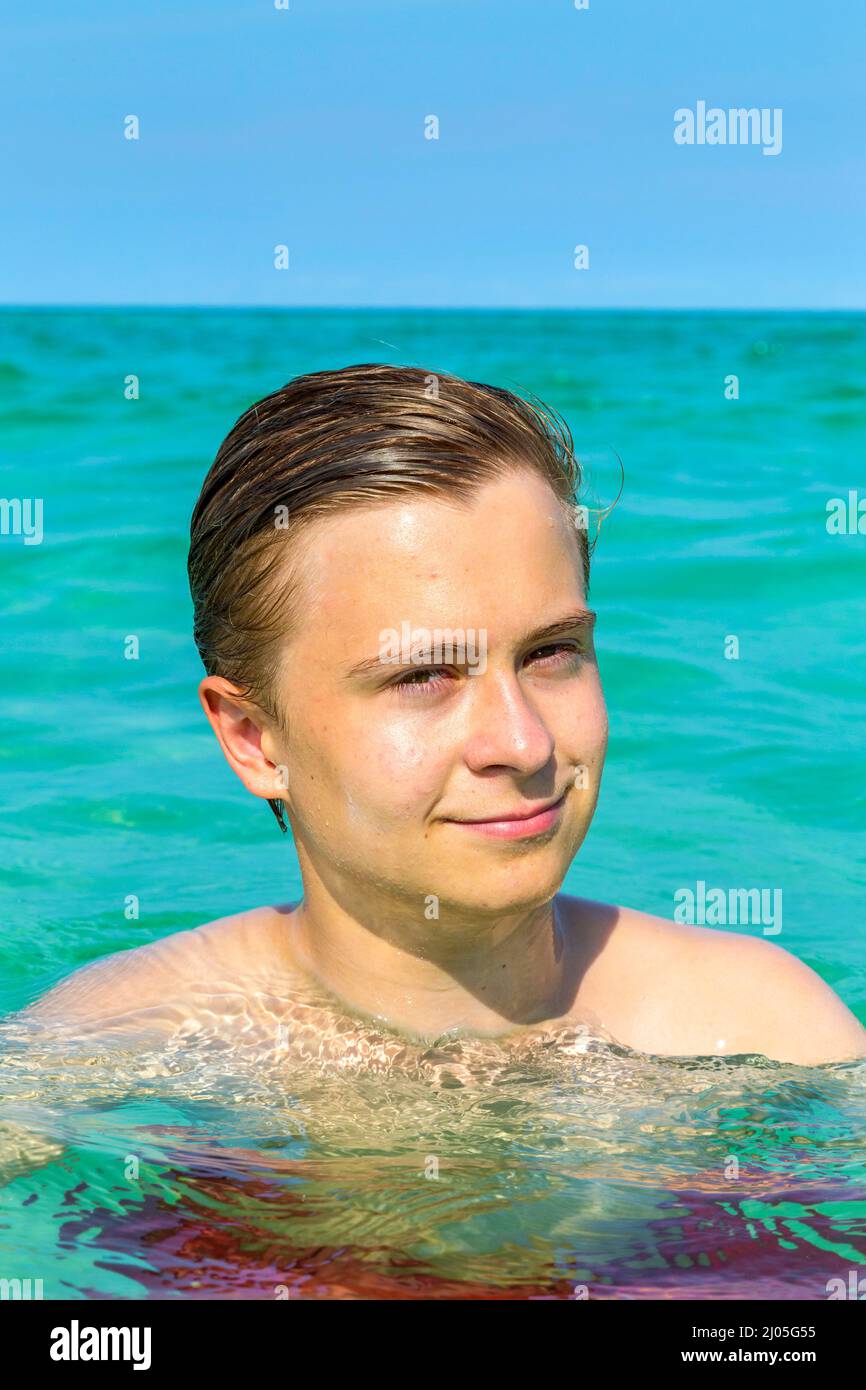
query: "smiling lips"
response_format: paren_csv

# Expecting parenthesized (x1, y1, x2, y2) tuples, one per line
(445, 790, 568, 840)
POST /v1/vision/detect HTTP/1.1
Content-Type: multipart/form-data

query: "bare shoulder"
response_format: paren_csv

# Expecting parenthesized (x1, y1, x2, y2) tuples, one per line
(22, 903, 299, 1028)
(559, 894, 866, 1065)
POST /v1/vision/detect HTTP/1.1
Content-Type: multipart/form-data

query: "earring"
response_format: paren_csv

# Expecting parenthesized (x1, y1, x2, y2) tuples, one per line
(268, 798, 288, 834)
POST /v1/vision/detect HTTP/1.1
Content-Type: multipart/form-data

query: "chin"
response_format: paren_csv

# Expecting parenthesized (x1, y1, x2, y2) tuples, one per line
(431, 862, 567, 918)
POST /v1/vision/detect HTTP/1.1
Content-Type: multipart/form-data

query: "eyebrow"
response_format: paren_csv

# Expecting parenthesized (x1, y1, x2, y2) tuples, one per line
(344, 610, 597, 679)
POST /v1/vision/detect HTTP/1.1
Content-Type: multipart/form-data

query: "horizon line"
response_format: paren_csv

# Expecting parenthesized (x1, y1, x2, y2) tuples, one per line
(1, 303, 863, 314)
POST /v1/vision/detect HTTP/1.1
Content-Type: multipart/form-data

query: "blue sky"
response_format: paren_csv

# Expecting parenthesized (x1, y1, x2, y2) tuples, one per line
(3, 0, 864, 308)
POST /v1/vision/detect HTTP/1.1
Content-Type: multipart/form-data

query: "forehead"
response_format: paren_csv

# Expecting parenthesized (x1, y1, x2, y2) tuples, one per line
(289, 470, 586, 639)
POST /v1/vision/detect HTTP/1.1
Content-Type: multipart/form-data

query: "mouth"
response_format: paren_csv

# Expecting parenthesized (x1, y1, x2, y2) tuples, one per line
(444, 790, 568, 840)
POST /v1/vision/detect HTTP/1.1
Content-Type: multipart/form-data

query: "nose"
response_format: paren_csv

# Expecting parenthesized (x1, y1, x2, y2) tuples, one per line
(460, 667, 556, 776)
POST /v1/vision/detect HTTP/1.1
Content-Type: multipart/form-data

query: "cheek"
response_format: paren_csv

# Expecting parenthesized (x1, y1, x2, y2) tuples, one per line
(303, 706, 440, 807)
(364, 723, 446, 816)
(571, 686, 609, 762)
(592, 704, 610, 751)
(342, 715, 466, 829)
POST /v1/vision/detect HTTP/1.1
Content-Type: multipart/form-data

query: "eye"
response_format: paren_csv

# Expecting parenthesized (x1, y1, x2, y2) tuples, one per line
(526, 641, 586, 668)
(391, 668, 452, 697)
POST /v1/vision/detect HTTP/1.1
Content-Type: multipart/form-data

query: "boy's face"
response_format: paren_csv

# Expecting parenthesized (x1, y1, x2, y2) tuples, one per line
(269, 468, 608, 920)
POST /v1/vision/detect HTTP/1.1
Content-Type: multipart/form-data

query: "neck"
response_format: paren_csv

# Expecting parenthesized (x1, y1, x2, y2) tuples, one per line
(286, 870, 576, 1042)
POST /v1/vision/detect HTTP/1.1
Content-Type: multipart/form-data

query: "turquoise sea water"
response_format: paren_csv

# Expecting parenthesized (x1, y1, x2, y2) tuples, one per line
(1, 308, 865, 1299)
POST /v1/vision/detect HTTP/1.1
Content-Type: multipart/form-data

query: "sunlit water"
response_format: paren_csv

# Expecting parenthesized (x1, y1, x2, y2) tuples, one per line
(2, 988, 866, 1300)
(2, 307, 865, 1298)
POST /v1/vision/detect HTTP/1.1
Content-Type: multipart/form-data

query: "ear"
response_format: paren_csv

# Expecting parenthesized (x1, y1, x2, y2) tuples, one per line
(198, 676, 286, 804)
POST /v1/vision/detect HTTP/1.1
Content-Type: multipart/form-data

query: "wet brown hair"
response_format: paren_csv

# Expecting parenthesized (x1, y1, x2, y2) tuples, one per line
(188, 362, 593, 829)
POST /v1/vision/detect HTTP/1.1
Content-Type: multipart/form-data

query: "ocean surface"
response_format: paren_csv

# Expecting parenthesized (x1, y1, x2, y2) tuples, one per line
(1, 307, 865, 1299)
